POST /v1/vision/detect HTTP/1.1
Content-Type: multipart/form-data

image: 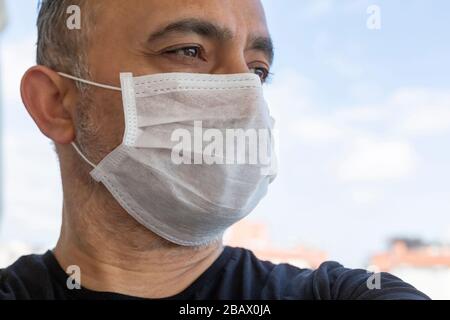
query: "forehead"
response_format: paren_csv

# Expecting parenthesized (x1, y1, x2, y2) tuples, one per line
(95, 0, 269, 40)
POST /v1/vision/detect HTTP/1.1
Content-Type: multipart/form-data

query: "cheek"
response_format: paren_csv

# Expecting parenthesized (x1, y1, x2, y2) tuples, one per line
(94, 91, 125, 152)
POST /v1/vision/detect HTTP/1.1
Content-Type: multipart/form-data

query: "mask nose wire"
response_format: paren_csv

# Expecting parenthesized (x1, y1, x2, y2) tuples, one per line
(57, 72, 122, 92)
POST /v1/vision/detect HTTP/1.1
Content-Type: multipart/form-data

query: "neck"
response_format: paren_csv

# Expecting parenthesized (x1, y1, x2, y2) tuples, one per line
(54, 149, 224, 299)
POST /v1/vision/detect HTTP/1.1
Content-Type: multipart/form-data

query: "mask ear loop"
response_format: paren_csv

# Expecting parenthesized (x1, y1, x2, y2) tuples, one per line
(58, 72, 121, 168)
(57, 72, 122, 92)
(71, 142, 96, 169)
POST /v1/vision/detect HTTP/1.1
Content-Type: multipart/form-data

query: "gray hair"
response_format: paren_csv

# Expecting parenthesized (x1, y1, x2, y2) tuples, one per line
(37, 0, 104, 157)
(36, 0, 96, 91)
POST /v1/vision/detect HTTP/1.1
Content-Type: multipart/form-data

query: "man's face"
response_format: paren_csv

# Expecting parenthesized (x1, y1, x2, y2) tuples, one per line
(78, 0, 272, 162)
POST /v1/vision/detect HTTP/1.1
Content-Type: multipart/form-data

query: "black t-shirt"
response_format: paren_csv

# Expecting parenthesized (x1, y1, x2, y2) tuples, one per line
(0, 246, 430, 300)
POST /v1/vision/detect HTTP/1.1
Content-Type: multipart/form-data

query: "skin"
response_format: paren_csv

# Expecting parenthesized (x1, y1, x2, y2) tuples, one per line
(20, 0, 272, 298)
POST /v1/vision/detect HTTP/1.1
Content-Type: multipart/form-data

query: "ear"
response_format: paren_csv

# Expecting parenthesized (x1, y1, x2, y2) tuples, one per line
(20, 65, 77, 144)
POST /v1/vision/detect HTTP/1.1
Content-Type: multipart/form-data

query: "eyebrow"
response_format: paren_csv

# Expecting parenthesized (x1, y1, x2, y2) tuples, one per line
(248, 35, 274, 66)
(148, 18, 233, 42)
(148, 18, 275, 65)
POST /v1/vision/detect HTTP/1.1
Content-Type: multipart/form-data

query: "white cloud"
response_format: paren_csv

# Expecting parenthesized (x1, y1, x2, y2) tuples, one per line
(335, 105, 386, 123)
(348, 83, 384, 102)
(332, 87, 450, 137)
(264, 71, 448, 184)
(391, 89, 450, 136)
(325, 55, 364, 79)
(289, 116, 344, 143)
(264, 71, 317, 149)
(265, 70, 314, 114)
(402, 105, 450, 136)
(350, 189, 382, 205)
(337, 138, 418, 182)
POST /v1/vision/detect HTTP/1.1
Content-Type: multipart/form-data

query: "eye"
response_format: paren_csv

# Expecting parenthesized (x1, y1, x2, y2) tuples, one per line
(163, 45, 204, 60)
(250, 67, 270, 83)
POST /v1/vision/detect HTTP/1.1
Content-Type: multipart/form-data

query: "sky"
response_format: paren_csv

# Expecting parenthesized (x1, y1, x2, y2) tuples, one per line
(1, 0, 449, 268)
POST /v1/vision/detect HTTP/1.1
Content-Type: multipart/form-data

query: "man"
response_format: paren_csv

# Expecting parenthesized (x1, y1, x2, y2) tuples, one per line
(0, 0, 429, 300)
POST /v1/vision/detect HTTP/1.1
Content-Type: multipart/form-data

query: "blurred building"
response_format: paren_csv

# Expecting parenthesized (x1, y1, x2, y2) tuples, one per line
(370, 238, 450, 300)
(225, 220, 328, 269)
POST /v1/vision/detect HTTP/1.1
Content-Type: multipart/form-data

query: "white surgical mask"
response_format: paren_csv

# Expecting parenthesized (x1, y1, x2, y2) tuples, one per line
(58, 71, 277, 246)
